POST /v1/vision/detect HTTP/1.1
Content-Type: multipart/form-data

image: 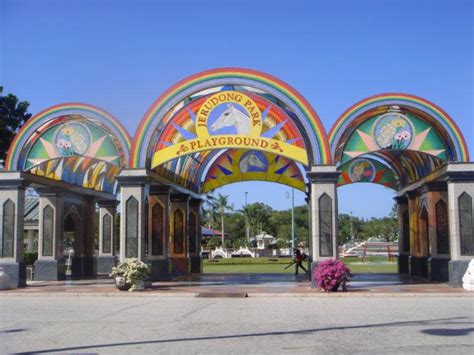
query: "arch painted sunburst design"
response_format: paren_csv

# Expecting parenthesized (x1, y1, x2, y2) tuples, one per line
(131, 68, 331, 168)
(24, 117, 122, 169)
(152, 90, 308, 168)
(6, 103, 131, 194)
(337, 157, 399, 190)
(203, 149, 305, 192)
(340, 108, 448, 164)
(23, 117, 123, 193)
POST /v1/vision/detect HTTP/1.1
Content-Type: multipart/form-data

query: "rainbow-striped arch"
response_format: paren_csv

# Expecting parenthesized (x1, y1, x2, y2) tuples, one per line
(130, 68, 332, 169)
(6, 103, 131, 193)
(329, 93, 470, 189)
(329, 93, 469, 163)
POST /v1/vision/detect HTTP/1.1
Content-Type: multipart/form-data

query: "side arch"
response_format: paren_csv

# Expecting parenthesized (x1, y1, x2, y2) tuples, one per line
(329, 93, 470, 190)
(329, 93, 469, 163)
(5, 103, 132, 193)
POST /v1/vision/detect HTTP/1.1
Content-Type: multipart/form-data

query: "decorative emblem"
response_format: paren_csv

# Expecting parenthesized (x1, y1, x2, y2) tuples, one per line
(239, 151, 268, 172)
(349, 158, 376, 182)
(152, 90, 309, 168)
(373, 108, 414, 149)
(54, 122, 91, 156)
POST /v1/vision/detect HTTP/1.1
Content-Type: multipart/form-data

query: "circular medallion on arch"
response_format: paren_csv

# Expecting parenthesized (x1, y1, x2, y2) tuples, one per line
(373, 111, 414, 150)
(239, 150, 269, 173)
(54, 122, 92, 156)
(348, 158, 376, 183)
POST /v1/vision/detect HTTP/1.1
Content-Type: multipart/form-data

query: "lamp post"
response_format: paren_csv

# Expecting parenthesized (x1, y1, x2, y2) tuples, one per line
(350, 211, 354, 243)
(286, 189, 295, 250)
(245, 192, 249, 243)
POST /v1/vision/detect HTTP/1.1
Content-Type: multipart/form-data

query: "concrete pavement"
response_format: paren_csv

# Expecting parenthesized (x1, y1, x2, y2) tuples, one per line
(1, 295, 473, 354)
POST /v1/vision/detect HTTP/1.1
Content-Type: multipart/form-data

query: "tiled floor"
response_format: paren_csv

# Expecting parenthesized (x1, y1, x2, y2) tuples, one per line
(1, 273, 470, 296)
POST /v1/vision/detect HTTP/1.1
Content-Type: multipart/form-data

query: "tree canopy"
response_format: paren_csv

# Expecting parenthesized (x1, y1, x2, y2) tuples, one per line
(202, 198, 398, 249)
(0, 87, 32, 163)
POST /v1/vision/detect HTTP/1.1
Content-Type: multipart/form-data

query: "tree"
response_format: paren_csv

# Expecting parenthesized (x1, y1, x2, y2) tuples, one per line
(241, 202, 273, 237)
(0, 87, 32, 162)
(215, 193, 233, 244)
(201, 191, 219, 229)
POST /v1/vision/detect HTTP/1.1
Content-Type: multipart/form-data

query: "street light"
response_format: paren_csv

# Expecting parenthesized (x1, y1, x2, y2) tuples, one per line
(286, 188, 295, 250)
(245, 192, 249, 243)
(350, 211, 354, 244)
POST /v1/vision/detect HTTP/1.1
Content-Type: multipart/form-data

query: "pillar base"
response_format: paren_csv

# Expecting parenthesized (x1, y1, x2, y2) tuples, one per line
(428, 257, 450, 282)
(96, 256, 116, 275)
(34, 260, 65, 281)
(449, 260, 471, 287)
(409, 256, 429, 278)
(149, 259, 172, 281)
(190, 256, 202, 273)
(0, 262, 26, 289)
(169, 257, 189, 276)
(398, 254, 410, 274)
(310, 261, 320, 288)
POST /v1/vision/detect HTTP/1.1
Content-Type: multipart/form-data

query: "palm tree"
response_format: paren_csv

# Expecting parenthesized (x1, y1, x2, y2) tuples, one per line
(202, 191, 218, 229)
(215, 193, 233, 244)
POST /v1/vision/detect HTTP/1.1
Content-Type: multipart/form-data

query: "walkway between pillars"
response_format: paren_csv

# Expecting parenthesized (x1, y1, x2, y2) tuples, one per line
(0, 274, 470, 296)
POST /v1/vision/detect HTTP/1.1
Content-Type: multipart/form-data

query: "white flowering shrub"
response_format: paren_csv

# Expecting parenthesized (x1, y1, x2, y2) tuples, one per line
(110, 258, 151, 291)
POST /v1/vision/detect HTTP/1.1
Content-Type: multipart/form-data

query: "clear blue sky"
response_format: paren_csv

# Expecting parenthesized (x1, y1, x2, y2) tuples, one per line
(1, 0, 472, 218)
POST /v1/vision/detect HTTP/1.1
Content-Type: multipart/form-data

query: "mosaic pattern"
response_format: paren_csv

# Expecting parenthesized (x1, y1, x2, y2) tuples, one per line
(203, 149, 305, 192)
(153, 90, 308, 168)
(23, 117, 123, 194)
(130, 68, 332, 169)
(329, 94, 469, 162)
(337, 157, 399, 190)
(373, 111, 414, 149)
(340, 108, 448, 164)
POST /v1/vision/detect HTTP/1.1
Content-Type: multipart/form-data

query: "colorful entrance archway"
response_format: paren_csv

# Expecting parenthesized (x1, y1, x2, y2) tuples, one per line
(1, 71, 473, 289)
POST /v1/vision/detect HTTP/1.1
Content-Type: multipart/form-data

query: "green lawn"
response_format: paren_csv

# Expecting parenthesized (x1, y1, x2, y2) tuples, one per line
(203, 256, 397, 274)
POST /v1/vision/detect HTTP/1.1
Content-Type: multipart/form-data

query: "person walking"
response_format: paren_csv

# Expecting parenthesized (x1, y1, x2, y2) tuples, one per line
(294, 248, 307, 275)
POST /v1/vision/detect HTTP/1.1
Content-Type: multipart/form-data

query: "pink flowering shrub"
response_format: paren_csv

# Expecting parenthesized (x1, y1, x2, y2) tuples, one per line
(314, 259, 353, 292)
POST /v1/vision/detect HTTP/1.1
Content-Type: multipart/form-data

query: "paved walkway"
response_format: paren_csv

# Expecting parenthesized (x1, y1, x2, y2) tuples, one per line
(1, 273, 471, 297)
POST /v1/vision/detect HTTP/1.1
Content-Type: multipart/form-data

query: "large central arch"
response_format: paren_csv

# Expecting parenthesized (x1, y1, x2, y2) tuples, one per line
(129, 68, 331, 194)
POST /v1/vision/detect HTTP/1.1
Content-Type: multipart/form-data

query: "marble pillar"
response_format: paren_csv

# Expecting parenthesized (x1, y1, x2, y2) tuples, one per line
(394, 196, 409, 274)
(96, 200, 118, 274)
(169, 193, 190, 275)
(0, 173, 26, 288)
(34, 190, 65, 281)
(147, 186, 171, 280)
(307, 166, 340, 286)
(189, 198, 202, 273)
(446, 164, 474, 286)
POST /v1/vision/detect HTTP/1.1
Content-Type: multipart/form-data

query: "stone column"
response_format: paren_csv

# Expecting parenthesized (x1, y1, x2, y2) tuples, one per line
(305, 188, 313, 277)
(0, 172, 26, 288)
(307, 166, 340, 286)
(394, 195, 409, 274)
(80, 197, 96, 278)
(117, 170, 148, 262)
(96, 199, 118, 274)
(445, 164, 474, 286)
(422, 183, 450, 281)
(169, 193, 190, 275)
(189, 198, 202, 273)
(34, 189, 65, 281)
(406, 190, 429, 277)
(147, 185, 171, 280)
